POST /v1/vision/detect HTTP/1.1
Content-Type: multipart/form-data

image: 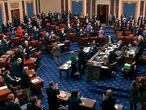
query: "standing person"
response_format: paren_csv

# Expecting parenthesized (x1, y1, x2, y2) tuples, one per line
(46, 81, 60, 110)
(129, 80, 139, 110)
(68, 89, 81, 110)
(21, 67, 30, 100)
(78, 47, 86, 74)
(52, 42, 61, 65)
(27, 96, 43, 110)
(5, 94, 21, 110)
(101, 89, 116, 110)
(10, 58, 23, 77)
(70, 51, 77, 78)
(98, 27, 104, 38)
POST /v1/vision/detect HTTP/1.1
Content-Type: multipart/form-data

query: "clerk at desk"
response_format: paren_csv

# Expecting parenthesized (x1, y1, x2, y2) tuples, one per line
(108, 51, 117, 64)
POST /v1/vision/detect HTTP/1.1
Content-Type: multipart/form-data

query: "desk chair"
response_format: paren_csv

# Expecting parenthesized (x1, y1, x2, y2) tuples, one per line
(10, 84, 27, 100)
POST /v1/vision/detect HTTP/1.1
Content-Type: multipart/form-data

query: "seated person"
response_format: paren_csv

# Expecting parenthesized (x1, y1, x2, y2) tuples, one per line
(4, 70, 21, 87)
(68, 89, 81, 110)
(10, 58, 23, 77)
(5, 93, 21, 110)
(101, 89, 116, 110)
(27, 96, 43, 110)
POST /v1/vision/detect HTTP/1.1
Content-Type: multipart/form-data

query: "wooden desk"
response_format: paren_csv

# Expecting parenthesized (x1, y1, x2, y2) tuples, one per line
(0, 86, 11, 101)
(11, 37, 21, 43)
(57, 91, 70, 105)
(26, 69, 37, 79)
(31, 77, 44, 91)
(59, 61, 71, 80)
(80, 97, 96, 110)
(57, 91, 96, 110)
(87, 43, 120, 80)
(0, 58, 7, 68)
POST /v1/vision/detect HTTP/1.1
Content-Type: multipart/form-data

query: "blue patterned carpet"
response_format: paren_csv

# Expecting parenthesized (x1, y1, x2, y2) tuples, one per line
(37, 41, 146, 110)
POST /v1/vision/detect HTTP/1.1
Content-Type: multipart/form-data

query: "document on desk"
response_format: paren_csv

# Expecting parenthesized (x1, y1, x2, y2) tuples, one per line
(58, 92, 67, 98)
(0, 86, 8, 90)
(31, 78, 39, 83)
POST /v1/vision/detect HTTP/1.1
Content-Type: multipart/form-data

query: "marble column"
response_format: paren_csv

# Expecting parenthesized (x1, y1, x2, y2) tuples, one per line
(140, 1, 144, 16)
(19, 0, 23, 21)
(83, 0, 86, 17)
(65, 0, 68, 12)
(137, 0, 140, 19)
(92, 0, 95, 17)
(118, 0, 121, 18)
(143, 0, 146, 17)
(61, 0, 64, 13)
(33, 0, 36, 15)
(68, 0, 72, 12)
(86, 0, 90, 17)
(2, 2, 6, 24)
(110, 0, 114, 15)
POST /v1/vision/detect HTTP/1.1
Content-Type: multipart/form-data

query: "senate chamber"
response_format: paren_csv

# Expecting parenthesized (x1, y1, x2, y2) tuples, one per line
(0, 0, 146, 110)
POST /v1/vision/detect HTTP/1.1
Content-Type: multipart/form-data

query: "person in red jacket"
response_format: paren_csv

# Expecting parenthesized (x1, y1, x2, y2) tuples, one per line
(16, 26, 24, 37)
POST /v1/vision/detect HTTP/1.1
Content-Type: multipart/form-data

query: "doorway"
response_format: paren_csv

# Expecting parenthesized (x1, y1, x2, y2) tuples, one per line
(97, 5, 109, 23)
(11, 9, 20, 22)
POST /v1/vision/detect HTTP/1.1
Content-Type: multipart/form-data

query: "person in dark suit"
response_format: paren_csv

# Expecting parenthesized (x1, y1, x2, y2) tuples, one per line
(108, 51, 117, 64)
(10, 58, 23, 77)
(23, 40, 30, 59)
(137, 35, 144, 56)
(21, 67, 30, 100)
(101, 89, 116, 110)
(68, 89, 81, 110)
(46, 81, 60, 110)
(78, 47, 86, 74)
(5, 94, 21, 110)
(3, 70, 21, 87)
(129, 80, 139, 110)
(15, 45, 24, 61)
(33, 26, 40, 40)
(60, 29, 66, 41)
(27, 96, 43, 110)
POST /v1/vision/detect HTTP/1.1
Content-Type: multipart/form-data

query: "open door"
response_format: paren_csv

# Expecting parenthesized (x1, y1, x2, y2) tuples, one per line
(11, 9, 20, 22)
(97, 5, 109, 23)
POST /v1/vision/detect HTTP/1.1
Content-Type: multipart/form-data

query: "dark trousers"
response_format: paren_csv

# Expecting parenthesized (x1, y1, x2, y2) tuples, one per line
(78, 62, 86, 74)
(130, 103, 137, 110)
(71, 63, 77, 77)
